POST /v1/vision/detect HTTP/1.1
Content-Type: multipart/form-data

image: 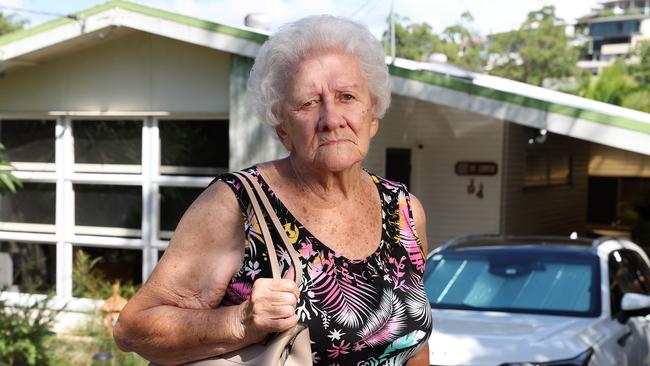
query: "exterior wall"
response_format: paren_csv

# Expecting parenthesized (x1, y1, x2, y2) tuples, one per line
(590, 143, 650, 177)
(0, 31, 230, 113)
(501, 123, 590, 236)
(228, 55, 287, 170)
(641, 18, 650, 36)
(366, 94, 504, 247)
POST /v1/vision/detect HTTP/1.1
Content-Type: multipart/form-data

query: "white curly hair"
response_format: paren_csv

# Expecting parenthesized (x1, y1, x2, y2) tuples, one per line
(247, 15, 391, 126)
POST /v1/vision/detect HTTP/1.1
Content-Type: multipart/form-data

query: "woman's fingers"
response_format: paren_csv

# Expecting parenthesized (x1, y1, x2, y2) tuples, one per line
(239, 274, 300, 342)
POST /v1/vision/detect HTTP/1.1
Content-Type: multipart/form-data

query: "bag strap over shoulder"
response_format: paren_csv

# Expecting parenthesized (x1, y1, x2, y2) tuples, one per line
(232, 171, 303, 286)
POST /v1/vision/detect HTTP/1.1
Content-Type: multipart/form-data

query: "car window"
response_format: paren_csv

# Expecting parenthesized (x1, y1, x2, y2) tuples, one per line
(424, 249, 600, 317)
(626, 251, 650, 294)
(609, 249, 650, 316)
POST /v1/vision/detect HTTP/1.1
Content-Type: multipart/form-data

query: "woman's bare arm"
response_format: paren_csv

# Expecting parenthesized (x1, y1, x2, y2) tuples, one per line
(407, 194, 430, 366)
(113, 181, 299, 365)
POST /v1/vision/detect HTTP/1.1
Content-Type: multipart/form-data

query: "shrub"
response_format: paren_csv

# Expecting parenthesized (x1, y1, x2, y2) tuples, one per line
(0, 294, 63, 366)
(72, 250, 139, 299)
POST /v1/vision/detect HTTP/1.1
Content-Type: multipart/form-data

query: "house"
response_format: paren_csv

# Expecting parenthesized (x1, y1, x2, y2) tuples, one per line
(0, 1, 648, 308)
(576, 0, 650, 74)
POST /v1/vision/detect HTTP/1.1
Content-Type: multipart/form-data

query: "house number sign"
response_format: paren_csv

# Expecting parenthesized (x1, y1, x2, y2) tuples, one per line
(455, 161, 498, 176)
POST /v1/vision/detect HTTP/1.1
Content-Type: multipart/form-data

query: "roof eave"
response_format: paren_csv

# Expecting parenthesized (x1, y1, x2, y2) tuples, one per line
(0, 0, 268, 57)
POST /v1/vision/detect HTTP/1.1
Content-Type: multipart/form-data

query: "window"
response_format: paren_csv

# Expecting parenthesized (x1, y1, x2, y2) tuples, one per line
(587, 177, 650, 232)
(0, 183, 56, 233)
(608, 249, 650, 316)
(0, 119, 55, 171)
(73, 120, 142, 173)
(73, 246, 142, 298)
(0, 241, 56, 294)
(525, 153, 572, 188)
(74, 184, 142, 237)
(0, 116, 228, 299)
(160, 120, 228, 175)
(159, 186, 204, 238)
(425, 249, 600, 317)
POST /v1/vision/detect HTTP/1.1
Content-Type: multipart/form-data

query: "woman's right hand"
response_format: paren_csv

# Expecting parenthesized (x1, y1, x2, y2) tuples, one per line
(237, 267, 300, 344)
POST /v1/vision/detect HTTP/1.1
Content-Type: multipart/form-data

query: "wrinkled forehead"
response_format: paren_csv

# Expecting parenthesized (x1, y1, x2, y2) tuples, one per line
(287, 52, 369, 96)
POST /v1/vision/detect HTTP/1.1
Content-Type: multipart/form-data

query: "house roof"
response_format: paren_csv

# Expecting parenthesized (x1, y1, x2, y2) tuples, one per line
(1, 0, 649, 156)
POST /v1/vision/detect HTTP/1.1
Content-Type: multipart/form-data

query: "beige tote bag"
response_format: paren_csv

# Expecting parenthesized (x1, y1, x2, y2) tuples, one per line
(152, 171, 312, 366)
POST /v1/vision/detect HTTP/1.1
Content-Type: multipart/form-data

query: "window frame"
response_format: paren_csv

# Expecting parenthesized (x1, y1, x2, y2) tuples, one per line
(0, 114, 223, 302)
(608, 249, 650, 318)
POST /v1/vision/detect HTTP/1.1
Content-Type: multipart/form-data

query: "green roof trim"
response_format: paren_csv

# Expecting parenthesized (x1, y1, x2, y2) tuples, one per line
(111, 1, 268, 44)
(389, 65, 650, 135)
(1, 0, 648, 136)
(0, 0, 268, 47)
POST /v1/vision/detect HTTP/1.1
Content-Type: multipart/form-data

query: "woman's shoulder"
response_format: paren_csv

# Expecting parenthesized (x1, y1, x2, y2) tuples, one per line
(365, 169, 408, 194)
(210, 166, 258, 187)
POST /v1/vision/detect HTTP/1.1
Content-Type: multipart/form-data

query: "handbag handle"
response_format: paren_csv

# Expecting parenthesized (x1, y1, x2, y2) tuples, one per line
(232, 171, 303, 286)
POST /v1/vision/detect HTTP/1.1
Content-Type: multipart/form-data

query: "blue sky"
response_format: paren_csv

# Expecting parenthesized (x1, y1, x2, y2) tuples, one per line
(1, 0, 599, 38)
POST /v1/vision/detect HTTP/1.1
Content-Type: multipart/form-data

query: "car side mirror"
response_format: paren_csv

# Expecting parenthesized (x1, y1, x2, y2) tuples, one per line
(618, 293, 650, 323)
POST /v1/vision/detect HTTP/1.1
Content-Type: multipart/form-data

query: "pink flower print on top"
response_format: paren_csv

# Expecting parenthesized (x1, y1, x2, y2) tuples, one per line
(398, 194, 426, 273)
(388, 255, 407, 291)
(327, 340, 351, 358)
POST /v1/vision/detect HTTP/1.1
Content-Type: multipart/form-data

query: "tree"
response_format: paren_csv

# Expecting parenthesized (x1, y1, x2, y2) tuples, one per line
(440, 12, 486, 71)
(628, 40, 650, 87)
(382, 12, 485, 71)
(382, 14, 447, 62)
(0, 143, 22, 195)
(0, 11, 27, 36)
(581, 61, 638, 105)
(488, 6, 579, 86)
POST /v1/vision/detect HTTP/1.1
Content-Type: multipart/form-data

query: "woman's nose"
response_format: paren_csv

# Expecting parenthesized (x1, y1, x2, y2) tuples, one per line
(318, 100, 345, 131)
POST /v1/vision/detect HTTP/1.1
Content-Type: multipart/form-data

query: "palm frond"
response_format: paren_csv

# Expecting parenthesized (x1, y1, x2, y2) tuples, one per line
(310, 267, 377, 328)
(357, 289, 407, 347)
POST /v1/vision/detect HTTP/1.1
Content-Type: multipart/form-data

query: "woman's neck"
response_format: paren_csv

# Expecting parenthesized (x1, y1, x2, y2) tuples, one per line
(282, 156, 366, 202)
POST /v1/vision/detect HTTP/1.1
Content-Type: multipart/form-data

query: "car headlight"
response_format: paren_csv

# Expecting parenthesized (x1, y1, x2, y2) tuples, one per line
(500, 348, 593, 366)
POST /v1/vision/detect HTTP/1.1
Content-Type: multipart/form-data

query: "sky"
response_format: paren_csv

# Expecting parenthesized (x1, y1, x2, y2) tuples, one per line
(0, 0, 601, 38)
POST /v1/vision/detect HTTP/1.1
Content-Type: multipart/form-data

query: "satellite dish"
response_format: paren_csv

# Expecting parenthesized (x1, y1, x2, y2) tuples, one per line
(245, 13, 272, 30)
(427, 53, 448, 64)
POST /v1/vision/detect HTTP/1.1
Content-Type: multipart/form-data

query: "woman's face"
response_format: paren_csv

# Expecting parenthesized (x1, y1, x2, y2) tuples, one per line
(276, 52, 379, 172)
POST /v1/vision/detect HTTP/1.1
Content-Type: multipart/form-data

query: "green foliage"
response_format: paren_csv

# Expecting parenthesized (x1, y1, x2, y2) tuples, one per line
(622, 90, 650, 112)
(620, 192, 650, 247)
(488, 6, 579, 86)
(382, 12, 485, 71)
(628, 40, 650, 86)
(440, 11, 486, 71)
(0, 12, 26, 36)
(581, 61, 639, 105)
(0, 143, 23, 195)
(383, 14, 447, 61)
(0, 294, 64, 366)
(72, 250, 139, 300)
(50, 310, 148, 366)
(563, 40, 650, 112)
(64, 252, 145, 365)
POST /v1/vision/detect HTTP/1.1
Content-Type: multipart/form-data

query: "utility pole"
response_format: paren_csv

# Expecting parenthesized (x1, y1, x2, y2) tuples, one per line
(390, 0, 396, 63)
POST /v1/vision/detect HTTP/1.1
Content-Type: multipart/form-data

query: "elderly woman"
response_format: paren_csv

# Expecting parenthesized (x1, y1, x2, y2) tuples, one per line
(114, 15, 432, 365)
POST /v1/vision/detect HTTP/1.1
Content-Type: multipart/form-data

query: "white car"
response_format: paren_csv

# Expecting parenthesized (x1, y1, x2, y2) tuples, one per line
(424, 236, 650, 366)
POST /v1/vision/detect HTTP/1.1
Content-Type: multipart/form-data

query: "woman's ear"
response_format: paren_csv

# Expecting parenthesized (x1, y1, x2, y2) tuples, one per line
(369, 117, 379, 138)
(275, 123, 293, 152)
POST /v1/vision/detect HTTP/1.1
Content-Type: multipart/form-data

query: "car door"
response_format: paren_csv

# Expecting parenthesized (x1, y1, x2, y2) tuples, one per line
(609, 249, 650, 366)
(621, 250, 650, 365)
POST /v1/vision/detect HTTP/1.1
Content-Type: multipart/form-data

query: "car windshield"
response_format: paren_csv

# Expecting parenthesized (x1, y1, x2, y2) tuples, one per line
(424, 247, 601, 317)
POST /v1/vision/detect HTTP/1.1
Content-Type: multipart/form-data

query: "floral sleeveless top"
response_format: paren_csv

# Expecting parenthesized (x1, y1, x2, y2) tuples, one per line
(218, 167, 432, 365)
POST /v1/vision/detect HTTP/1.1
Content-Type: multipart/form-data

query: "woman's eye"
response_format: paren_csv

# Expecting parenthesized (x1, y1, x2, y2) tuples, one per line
(341, 93, 354, 101)
(301, 100, 316, 108)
